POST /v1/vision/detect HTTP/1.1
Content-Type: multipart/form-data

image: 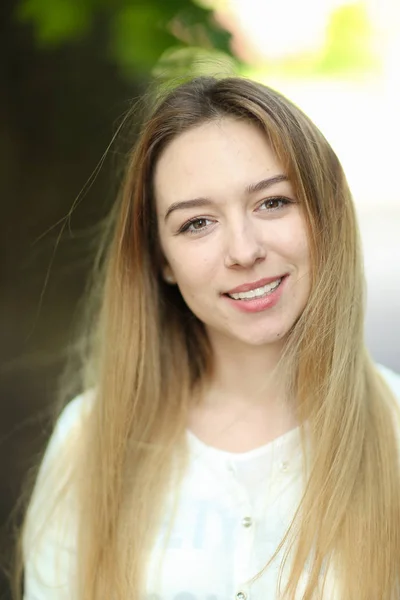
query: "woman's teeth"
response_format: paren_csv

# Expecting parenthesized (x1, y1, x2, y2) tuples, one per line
(228, 278, 282, 300)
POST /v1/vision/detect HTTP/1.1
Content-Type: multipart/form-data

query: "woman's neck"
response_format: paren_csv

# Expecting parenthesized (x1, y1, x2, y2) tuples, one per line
(206, 330, 287, 406)
(188, 332, 297, 452)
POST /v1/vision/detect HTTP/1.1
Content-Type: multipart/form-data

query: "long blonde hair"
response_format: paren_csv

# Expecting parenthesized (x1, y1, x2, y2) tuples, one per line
(18, 77, 400, 599)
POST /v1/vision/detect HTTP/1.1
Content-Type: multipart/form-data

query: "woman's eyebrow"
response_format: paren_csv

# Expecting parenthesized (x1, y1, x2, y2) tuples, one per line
(164, 197, 214, 222)
(245, 173, 289, 194)
(164, 174, 289, 222)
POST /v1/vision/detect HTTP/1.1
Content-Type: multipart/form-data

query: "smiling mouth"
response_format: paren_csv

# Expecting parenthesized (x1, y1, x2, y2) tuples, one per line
(226, 277, 283, 300)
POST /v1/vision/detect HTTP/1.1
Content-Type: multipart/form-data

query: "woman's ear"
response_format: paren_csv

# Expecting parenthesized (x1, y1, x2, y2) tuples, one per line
(162, 264, 176, 285)
(158, 241, 176, 284)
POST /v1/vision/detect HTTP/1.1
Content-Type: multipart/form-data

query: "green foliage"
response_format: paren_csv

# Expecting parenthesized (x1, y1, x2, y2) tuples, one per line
(109, 5, 177, 73)
(16, 0, 92, 43)
(172, 4, 231, 55)
(15, 0, 236, 78)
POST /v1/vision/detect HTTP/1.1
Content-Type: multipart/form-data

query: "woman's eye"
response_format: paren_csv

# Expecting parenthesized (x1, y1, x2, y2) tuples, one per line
(179, 217, 212, 234)
(259, 197, 290, 211)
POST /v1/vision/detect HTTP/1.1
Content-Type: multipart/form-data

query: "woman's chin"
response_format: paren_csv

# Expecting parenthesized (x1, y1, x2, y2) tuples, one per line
(220, 324, 291, 348)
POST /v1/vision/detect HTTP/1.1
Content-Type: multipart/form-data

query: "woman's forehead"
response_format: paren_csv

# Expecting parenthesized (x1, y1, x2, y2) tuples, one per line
(153, 118, 289, 209)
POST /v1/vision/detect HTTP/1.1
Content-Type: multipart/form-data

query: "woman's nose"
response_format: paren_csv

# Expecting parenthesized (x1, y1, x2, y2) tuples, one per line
(224, 221, 266, 268)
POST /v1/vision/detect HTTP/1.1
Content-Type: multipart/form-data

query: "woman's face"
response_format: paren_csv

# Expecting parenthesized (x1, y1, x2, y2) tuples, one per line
(155, 117, 311, 348)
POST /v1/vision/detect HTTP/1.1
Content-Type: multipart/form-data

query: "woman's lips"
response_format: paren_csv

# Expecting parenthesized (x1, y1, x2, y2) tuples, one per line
(222, 275, 288, 313)
(225, 274, 287, 295)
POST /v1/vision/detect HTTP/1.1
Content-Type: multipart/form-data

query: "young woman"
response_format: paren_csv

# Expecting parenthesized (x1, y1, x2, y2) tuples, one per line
(20, 76, 400, 600)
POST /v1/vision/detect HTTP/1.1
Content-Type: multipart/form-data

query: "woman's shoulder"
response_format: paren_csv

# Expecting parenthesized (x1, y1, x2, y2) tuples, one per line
(57, 389, 95, 430)
(39, 390, 95, 469)
(376, 363, 400, 402)
(23, 391, 95, 595)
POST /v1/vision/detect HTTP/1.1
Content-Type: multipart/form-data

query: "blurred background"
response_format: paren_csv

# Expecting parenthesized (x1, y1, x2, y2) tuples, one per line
(0, 0, 399, 596)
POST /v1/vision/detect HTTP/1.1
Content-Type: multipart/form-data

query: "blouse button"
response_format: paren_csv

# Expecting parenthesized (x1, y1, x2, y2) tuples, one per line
(280, 460, 289, 472)
(241, 516, 253, 527)
(235, 592, 247, 600)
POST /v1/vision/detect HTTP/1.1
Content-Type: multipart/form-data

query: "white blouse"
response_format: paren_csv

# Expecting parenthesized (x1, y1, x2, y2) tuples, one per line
(23, 364, 400, 600)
